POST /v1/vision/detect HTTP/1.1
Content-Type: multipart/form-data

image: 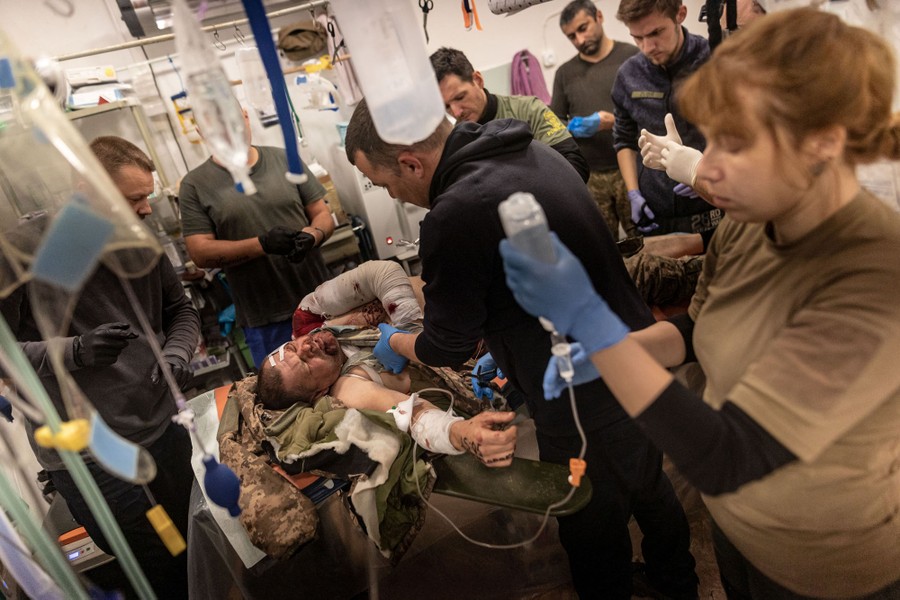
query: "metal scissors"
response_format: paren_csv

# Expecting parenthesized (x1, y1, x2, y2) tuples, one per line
(419, 0, 434, 43)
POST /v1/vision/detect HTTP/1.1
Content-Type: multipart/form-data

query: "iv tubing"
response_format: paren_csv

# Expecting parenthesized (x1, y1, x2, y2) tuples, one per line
(409, 382, 587, 550)
(0, 467, 84, 599)
(0, 315, 156, 599)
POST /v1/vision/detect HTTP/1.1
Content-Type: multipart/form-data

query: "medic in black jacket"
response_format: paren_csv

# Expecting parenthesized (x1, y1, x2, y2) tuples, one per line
(345, 100, 698, 599)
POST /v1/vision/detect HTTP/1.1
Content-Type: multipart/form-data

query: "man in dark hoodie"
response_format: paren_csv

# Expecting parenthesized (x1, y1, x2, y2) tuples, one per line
(344, 100, 698, 599)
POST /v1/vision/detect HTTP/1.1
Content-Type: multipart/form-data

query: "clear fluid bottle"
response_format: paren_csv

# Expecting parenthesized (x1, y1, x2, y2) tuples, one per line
(498, 192, 557, 263)
(329, 0, 445, 144)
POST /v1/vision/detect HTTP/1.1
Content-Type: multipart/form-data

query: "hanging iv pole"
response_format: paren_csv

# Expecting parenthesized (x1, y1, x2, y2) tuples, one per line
(53, 0, 329, 62)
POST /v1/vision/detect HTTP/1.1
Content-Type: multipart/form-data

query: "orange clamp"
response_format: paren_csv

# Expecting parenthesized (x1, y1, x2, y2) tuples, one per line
(568, 458, 586, 487)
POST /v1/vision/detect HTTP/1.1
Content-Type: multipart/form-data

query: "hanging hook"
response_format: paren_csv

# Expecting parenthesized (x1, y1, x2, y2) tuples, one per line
(233, 24, 246, 46)
(327, 20, 345, 64)
(213, 27, 227, 51)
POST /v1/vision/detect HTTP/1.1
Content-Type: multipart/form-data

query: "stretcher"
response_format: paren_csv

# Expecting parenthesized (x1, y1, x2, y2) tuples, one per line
(185, 384, 591, 599)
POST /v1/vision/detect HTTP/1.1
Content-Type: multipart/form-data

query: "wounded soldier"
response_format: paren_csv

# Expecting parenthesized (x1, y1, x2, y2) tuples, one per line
(256, 327, 517, 466)
(216, 261, 518, 560)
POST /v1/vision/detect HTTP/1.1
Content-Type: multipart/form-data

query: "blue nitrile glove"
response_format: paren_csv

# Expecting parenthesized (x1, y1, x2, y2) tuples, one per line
(375, 323, 410, 374)
(543, 343, 601, 400)
(674, 182, 699, 199)
(500, 233, 630, 355)
(628, 190, 659, 234)
(471, 353, 504, 401)
(218, 304, 236, 337)
(567, 112, 601, 138)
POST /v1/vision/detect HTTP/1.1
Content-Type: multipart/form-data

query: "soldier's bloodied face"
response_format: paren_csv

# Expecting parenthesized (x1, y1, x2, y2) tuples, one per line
(266, 330, 346, 402)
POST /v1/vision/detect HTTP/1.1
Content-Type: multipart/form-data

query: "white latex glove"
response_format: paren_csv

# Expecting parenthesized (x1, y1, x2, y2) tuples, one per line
(639, 113, 703, 186)
(639, 113, 682, 170)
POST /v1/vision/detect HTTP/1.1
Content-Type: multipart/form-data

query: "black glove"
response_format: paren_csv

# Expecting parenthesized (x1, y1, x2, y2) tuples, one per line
(258, 226, 302, 255)
(73, 322, 137, 368)
(286, 232, 317, 263)
(150, 357, 192, 389)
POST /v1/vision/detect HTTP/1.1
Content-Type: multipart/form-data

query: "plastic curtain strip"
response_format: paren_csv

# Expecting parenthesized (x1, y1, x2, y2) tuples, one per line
(241, 0, 308, 183)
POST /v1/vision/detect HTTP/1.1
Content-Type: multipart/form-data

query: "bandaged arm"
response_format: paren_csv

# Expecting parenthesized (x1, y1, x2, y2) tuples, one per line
(331, 375, 517, 465)
(299, 260, 422, 325)
(389, 393, 464, 455)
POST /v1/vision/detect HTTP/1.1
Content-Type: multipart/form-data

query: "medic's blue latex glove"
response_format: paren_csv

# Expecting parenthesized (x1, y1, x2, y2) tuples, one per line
(628, 190, 659, 234)
(375, 323, 410, 374)
(543, 343, 601, 400)
(500, 233, 630, 355)
(674, 182, 700, 199)
(567, 113, 601, 138)
(471, 353, 504, 401)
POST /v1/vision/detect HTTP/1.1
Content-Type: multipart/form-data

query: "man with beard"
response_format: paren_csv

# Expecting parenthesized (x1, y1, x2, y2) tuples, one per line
(256, 327, 518, 467)
(551, 0, 640, 238)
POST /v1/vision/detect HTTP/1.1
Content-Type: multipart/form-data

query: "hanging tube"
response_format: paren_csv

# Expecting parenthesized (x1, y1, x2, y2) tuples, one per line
(241, 0, 307, 183)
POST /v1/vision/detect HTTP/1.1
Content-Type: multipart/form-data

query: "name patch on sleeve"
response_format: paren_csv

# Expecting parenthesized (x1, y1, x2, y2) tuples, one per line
(631, 91, 665, 99)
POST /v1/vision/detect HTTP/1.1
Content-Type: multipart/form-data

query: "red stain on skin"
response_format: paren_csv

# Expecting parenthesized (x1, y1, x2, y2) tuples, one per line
(387, 302, 398, 314)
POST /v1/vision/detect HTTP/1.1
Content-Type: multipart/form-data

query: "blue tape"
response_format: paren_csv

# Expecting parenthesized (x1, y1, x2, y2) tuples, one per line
(241, 0, 306, 182)
(0, 58, 15, 89)
(89, 412, 140, 481)
(31, 200, 114, 293)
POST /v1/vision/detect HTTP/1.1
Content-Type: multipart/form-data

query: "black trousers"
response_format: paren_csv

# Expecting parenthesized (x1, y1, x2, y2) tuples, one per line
(50, 421, 194, 600)
(539, 417, 698, 599)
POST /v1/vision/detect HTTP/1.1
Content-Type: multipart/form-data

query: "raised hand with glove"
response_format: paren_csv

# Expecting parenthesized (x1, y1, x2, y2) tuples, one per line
(471, 352, 504, 401)
(374, 323, 411, 374)
(543, 342, 601, 400)
(638, 113, 703, 186)
(150, 355, 193, 389)
(628, 189, 659, 234)
(499, 233, 630, 356)
(72, 322, 138, 368)
(567, 112, 604, 138)
(673, 182, 700, 199)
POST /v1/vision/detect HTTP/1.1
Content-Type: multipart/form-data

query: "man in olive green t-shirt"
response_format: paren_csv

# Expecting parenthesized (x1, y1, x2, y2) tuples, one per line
(429, 47, 589, 183)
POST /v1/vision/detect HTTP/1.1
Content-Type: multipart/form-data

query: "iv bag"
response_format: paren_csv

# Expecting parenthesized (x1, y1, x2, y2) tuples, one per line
(172, 0, 257, 194)
(329, 0, 445, 144)
(236, 47, 278, 127)
(0, 31, 161, 298)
